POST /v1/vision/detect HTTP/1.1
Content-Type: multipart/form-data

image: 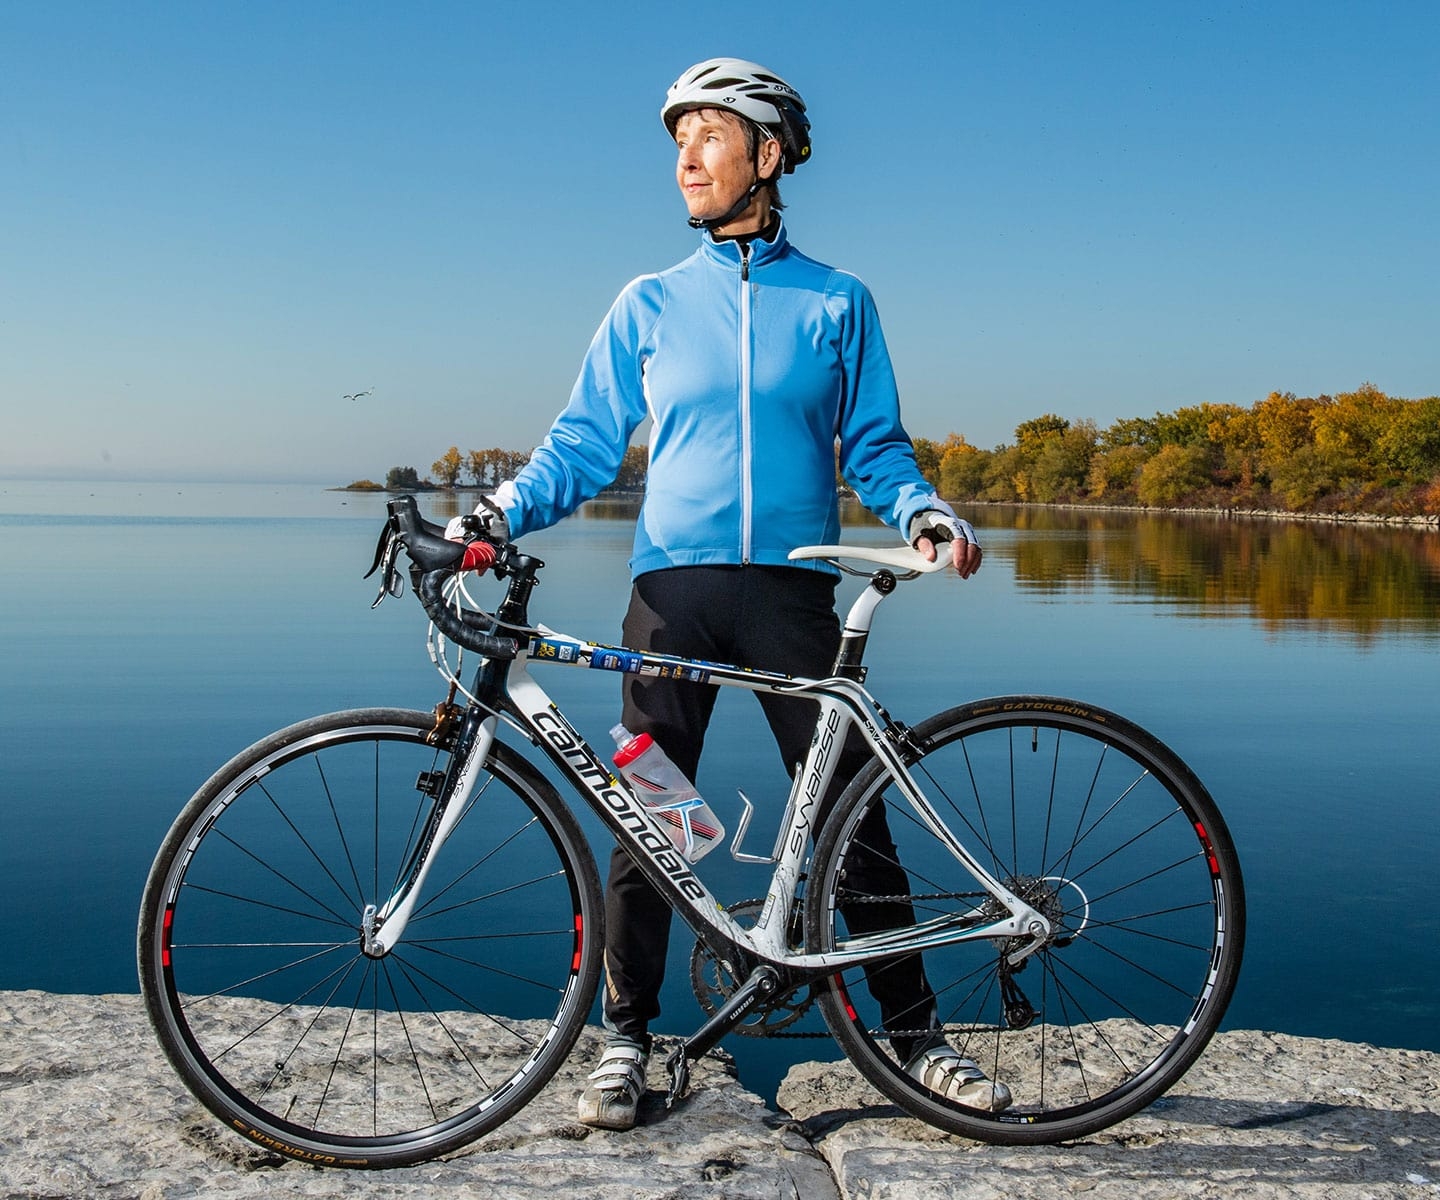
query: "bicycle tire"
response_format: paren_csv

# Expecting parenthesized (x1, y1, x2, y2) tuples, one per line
(137, 707, 603, 1168)
(807, 696, 1244, 1145)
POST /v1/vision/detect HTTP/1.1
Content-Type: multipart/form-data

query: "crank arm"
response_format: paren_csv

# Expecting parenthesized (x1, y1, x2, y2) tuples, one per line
(665, 965, 780, 1109)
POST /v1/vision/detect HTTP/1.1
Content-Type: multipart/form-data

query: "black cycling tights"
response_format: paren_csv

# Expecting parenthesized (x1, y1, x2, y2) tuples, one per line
(601, 565, 939, 1062)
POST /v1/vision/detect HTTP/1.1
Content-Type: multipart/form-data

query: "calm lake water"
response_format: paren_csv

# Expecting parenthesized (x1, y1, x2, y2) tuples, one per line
(3, 480, 1438, 1103)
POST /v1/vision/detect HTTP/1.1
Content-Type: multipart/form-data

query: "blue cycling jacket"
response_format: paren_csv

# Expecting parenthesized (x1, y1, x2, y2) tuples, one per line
(499, 221, 955, 577)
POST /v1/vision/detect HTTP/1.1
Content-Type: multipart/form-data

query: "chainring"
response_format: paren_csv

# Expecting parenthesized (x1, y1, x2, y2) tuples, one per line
(688, 898, 818, 1037)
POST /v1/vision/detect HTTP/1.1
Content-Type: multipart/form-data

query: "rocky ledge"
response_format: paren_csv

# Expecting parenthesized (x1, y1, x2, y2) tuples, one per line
(2, 990, 1438, 1199)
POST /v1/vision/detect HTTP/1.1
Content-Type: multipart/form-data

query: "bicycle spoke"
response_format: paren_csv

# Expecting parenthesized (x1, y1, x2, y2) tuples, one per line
(415, 866, 567, 923)
(183, 942, 355, 1010)
(204, 827, 357, 930)
(178, 879, 354, 931)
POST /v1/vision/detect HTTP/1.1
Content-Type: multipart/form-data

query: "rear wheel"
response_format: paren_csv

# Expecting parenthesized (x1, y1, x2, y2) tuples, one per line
(138, 708, 603, 1167)
(808, 696, 1244, 1144)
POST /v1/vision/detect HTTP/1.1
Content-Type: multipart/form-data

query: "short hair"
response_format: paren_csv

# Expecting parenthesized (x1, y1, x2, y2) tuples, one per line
(735, 114, 786, 211)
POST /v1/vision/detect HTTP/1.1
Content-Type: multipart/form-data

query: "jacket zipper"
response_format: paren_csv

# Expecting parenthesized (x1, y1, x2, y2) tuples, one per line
(738, 242, 753, 563)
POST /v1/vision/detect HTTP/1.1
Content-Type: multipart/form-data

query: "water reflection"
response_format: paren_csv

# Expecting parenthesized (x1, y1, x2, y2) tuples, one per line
(421, 494, 1440, 642)
(969, 507, 1440, 641)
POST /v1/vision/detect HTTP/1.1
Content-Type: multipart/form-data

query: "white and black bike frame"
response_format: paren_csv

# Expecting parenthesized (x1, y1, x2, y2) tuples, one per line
(368, 541, 1048, 962)
(370, 538, 1052, 1096)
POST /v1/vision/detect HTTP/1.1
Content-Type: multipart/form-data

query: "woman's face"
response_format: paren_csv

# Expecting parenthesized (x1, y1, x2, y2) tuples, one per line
(673, 108, 780, 233)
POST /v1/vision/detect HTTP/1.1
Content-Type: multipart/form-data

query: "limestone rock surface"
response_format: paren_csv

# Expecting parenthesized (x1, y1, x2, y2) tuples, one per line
(0, 990, 833, 1199)
(778, 1028, 1440, 1199)
(3, 990, 1439, 1199)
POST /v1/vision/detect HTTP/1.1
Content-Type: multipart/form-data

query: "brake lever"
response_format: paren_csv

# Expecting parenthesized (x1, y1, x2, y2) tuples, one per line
(366, 523, 406, 607)
(363, 517, 393, 580)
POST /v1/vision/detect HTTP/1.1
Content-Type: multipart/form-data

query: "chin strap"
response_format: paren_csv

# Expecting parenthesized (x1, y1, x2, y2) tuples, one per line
(688, 178, 767, 232)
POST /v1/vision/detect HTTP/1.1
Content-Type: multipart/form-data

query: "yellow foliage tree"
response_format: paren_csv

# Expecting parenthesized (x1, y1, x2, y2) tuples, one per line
(432, 446, 464, 488)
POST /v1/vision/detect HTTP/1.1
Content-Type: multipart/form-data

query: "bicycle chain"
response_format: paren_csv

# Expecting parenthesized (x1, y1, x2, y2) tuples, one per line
(691, 892, 993, 1040)
(837, 890, 986, 905)
(827, 889, 1004, 1041)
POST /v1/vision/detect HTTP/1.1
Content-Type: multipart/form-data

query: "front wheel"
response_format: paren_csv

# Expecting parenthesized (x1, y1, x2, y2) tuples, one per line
(137, 708, 603, 1168)
(807, 696, 1244, 1144)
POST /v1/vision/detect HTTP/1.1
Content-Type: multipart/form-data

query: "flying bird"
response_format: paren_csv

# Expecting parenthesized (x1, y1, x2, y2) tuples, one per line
(343, 388, 374, 401)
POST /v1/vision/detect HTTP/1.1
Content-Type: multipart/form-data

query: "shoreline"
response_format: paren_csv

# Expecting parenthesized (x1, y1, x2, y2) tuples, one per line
(337, 484, 1440, 532)
(970, 498, 1440, 530)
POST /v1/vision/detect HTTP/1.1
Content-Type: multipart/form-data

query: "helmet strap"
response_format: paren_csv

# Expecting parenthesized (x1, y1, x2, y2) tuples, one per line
(688, 178, 767, 232)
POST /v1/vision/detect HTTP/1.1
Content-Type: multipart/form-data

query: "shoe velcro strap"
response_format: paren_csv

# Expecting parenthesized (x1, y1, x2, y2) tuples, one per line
(920, 1053, 986, 1086)
(588, 1048, 647, 1090)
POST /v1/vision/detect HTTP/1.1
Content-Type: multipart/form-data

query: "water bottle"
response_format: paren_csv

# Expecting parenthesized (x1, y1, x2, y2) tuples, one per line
(610, 725, 725, 863)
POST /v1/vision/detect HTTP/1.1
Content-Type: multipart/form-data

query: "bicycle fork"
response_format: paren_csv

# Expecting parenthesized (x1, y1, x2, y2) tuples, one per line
(360, 711, 498, 957)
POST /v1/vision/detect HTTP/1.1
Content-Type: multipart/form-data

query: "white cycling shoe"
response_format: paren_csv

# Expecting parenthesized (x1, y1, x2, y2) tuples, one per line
(577, 1044, 649, 1130)
(906, 1046, 1013, 1112)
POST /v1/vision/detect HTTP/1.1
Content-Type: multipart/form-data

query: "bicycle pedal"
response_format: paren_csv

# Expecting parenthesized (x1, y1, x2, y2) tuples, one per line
(664, 1045, 691, 1109)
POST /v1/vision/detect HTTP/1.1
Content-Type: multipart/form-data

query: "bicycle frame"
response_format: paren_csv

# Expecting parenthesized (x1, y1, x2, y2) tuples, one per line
(142, 501, 1243, 1157)
(370, 547, 1052, 978)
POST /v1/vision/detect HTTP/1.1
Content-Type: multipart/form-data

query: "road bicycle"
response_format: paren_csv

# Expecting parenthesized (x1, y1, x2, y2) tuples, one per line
(137, 495, 1244, 1168)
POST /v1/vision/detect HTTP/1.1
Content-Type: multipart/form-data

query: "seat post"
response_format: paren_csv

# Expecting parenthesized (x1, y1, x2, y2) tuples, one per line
(832, 569, 898, 680)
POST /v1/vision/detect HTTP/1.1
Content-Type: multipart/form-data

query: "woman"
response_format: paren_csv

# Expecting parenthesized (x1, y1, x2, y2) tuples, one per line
(450, 57, 1004, 1130)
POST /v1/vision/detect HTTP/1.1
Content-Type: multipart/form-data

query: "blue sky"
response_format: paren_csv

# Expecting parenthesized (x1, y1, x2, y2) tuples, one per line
(3, 1, 1436, 483)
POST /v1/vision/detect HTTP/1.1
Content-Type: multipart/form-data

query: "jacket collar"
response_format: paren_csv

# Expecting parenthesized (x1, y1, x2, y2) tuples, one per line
(699, 218, 790, 272)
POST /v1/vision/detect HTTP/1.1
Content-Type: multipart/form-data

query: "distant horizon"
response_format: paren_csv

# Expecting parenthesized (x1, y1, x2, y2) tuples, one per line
(0, 470, 338, 487)
(8, 380, 1428, 501)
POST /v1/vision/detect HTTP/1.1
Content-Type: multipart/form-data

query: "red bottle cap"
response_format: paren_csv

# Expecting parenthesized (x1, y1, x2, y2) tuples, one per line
(612, 730, 653, 768)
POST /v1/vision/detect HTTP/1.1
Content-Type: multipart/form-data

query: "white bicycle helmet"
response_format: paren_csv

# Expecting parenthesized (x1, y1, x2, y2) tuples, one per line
(661, 57, 811, 174)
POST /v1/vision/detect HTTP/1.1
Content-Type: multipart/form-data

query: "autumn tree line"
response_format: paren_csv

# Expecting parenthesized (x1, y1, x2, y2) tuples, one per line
(360, 446, 650, 494)
(913, 385, 1440, 516)
(358, 385, 1439, 517)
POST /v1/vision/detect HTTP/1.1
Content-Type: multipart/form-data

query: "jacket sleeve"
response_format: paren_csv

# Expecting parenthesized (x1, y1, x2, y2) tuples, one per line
(499, 278, 660, 540)
(832, 277, 958, 537)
